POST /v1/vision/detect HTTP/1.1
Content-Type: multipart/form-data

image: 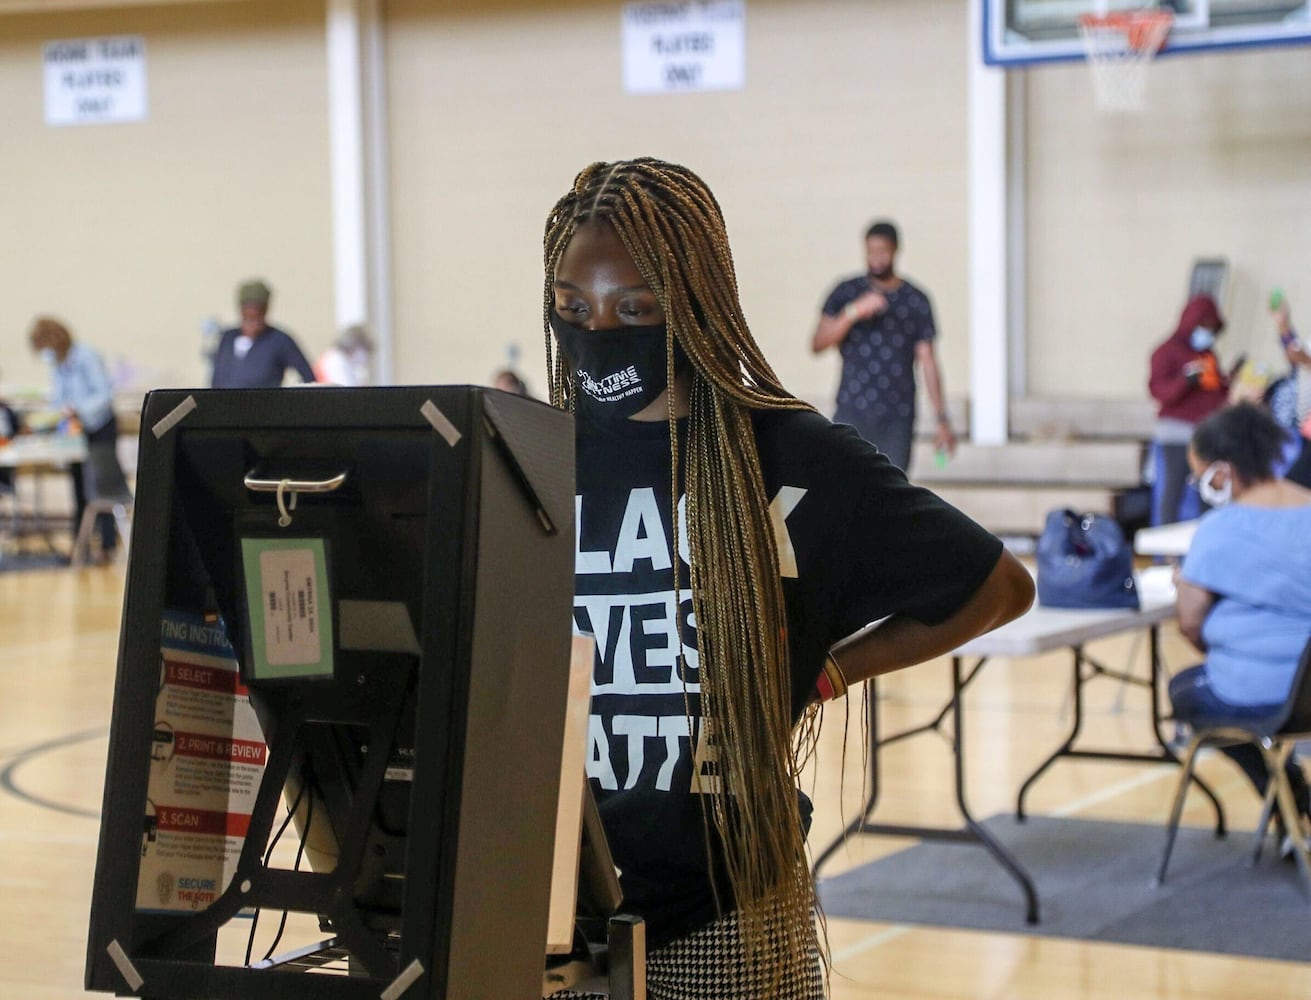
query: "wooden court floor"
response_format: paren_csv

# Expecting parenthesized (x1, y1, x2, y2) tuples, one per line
(3, 565, 1309, 1000)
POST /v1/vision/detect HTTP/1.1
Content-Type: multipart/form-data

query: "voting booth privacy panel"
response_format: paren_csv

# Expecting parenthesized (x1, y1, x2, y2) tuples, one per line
(86, 387, 576, 1000)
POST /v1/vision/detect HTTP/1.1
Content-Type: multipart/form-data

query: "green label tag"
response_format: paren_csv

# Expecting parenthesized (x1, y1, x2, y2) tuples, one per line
(240, 537, 334, 681)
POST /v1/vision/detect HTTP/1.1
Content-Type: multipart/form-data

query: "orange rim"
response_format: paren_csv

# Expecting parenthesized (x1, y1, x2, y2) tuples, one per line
(1078, 10, 1174, 52)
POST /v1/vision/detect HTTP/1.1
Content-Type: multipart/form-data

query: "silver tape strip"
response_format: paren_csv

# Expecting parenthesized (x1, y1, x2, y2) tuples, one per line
(151, 395, 197, 439)
(107, 939, 144, 991)
(380, 957, 425, 1000)
(420, 400, 461, 447)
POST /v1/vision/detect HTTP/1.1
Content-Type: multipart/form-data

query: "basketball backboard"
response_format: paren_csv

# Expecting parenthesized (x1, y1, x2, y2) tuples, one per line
(983, 0, 1311, 65)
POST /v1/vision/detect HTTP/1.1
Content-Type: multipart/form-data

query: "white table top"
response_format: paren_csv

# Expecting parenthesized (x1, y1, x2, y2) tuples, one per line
(1133, 518, 1200, 557)
(0, 434, 88, 468)
(954, 596, 1175, 658)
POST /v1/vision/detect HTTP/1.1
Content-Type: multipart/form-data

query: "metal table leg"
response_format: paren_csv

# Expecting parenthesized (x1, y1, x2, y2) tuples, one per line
(1016, 644, 1090, 822)
(812, 658, 1040, 925)
(1016, 627, 1226, 837)
(949, 656, 1040, 924)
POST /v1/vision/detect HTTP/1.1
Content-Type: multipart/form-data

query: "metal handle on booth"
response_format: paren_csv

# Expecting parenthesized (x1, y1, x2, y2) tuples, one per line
(242, 471, 349, 495)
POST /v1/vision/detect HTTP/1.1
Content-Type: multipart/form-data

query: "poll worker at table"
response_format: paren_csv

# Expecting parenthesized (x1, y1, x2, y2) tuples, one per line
(544, 158, 1034, 999)
(28, 317, 130, 560)
(1170, 402, 1311, 836)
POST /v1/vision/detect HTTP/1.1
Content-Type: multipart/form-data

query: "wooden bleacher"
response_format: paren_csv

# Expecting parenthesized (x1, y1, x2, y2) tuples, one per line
(910, 396, 1153, 539)
(17, 391, 1151, 541)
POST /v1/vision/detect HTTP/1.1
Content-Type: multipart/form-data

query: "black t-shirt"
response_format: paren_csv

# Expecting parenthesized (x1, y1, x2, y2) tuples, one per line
(572, 406, 1001, 947)
(821, 276, 936, 434)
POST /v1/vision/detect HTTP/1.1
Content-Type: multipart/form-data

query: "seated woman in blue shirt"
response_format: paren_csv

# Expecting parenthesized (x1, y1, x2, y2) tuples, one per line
(1170, 402, 1311, 833)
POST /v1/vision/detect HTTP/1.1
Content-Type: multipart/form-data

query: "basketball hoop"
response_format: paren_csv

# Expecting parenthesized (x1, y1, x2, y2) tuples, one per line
(1077, 9, 1173, 112)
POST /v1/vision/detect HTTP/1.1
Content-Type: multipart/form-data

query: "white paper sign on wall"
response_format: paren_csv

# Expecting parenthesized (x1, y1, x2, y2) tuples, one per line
(44, 35, 148, 127)
(623, 1, 745, 94)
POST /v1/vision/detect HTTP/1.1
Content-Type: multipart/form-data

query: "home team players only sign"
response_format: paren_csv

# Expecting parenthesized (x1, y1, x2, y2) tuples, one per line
(43, 35, 147, 126)
(623, 2, 745, 94)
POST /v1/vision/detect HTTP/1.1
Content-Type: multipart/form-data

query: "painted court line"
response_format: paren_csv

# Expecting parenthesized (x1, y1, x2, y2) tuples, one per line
(0, 727, 108, 819)
(1049, 765, 1175, 818)
(831, 924, 914, 964)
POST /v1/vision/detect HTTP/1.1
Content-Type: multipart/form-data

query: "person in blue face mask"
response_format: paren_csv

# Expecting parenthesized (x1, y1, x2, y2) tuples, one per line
(542, 159, 1035, 1000)
(1170, 402, 1311, 849)
(1148, 294, 1231, 526)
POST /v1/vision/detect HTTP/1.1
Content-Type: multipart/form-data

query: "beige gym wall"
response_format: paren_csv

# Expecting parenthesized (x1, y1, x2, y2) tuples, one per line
(0, 0, 333, 396)
(384, 0, 971, 406)
(1025, 47, 1311, 399)
(5, 1, 1308, 412)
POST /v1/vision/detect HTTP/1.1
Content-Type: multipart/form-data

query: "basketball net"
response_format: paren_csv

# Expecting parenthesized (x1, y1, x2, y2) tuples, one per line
(1078, 9, 1174, 112)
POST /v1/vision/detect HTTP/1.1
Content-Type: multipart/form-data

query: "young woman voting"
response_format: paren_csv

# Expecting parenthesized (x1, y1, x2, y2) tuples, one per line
(543, 158, 1034, 999)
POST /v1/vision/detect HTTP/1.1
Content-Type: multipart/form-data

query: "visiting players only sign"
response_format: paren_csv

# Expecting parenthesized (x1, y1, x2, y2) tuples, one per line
(623, 2, 745, 94)
(43, 35, 147, 126)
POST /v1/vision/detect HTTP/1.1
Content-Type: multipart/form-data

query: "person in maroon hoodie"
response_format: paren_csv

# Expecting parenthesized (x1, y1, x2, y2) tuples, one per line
(1148, 294, 1231, 525)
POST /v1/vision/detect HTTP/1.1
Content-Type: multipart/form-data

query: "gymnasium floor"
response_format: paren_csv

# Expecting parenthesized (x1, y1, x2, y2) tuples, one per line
(3, 565, 1309, 1000)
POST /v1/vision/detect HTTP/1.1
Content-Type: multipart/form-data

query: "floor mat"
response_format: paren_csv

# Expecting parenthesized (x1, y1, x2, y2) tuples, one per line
(817, 814, 1311, 962)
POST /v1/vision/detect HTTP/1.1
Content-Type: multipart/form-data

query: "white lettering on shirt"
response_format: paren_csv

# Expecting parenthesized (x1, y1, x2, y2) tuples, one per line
(585, 713, 705, 793)
(574, 591, 698, 694)
(612, 715, 658, 789)
(587, 714, 618, 789)
(768, 486, 808, 579)
(575, 484, 808, 794)
(576, 494, 612, 574)
(612, 487, 672, 573)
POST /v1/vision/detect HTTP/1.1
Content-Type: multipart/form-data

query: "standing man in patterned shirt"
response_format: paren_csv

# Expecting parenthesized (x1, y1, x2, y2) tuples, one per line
(811, 220, 956, 473)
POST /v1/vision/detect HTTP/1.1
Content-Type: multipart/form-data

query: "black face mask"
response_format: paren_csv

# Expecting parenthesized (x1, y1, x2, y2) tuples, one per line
(550, 313, 673, 421)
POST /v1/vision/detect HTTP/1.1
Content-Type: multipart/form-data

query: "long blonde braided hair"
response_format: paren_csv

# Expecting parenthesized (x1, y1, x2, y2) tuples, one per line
(543, 159, 821, 983)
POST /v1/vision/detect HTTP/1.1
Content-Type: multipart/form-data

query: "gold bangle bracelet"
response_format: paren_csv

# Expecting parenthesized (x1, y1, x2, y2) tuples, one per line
(822, 652, 849, 701)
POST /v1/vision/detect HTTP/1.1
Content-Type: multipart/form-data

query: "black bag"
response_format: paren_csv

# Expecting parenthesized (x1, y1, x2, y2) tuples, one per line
(1036, 509, 1140, 610)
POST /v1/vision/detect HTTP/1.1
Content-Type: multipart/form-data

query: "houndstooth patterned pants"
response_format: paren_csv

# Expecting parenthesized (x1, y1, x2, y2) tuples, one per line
(549, 909, 825, 1000)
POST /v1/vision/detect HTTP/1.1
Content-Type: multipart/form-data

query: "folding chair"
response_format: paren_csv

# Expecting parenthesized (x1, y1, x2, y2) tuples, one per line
(1155, 635, 1311, 901)
(70, 440, 133, 567)
(70, 495, 133, 567)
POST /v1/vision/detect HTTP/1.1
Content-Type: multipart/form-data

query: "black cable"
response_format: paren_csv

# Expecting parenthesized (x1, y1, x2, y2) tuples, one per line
(242, 907, 261, 967)
(260, 785, 313, 962)
(245, 778, 309, 967)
